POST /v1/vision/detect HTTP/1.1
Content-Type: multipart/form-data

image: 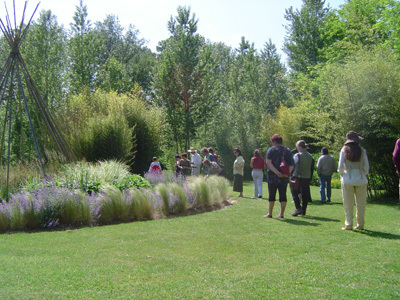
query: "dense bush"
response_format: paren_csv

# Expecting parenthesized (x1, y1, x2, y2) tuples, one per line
(57, 88, 163, 174)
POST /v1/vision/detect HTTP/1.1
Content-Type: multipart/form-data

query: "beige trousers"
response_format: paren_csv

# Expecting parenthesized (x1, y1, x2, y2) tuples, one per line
(341, 183, 367, 228)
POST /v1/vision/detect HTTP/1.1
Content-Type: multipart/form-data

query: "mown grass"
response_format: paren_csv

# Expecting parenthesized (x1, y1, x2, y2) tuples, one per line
(0, 181, 399, 299)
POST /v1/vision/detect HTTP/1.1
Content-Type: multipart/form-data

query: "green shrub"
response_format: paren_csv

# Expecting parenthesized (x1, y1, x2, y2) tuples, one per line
(129, 189, 154, 221)
(0, 210, 9, 231)
(156, 183, 170, 216)
(113, 174, 151, 191)
(98, 186, 130, 224)
(168, 183, 188, 214)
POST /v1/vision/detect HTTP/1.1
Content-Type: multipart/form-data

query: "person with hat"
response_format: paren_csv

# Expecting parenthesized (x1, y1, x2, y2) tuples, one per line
(291, 140, 314, 216)
(338, 131, 369, 231)
(188, 147, 202, 176)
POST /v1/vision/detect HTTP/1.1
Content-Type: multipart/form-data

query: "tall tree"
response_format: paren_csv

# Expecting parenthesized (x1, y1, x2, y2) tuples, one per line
(284, 0, 330, 74)
(93, 16, 155, 93)
(22, 10, 67, 110)
(153, 6, 206, 152)
(68, 0, 99, 93)
(259, 39, 288, 111)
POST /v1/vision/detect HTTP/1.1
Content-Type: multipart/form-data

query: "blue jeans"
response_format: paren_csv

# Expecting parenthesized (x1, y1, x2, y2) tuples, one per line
(319, 174, 332, 202)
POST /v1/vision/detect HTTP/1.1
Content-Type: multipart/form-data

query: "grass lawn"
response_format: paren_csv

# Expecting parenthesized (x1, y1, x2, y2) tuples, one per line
(0, 181, 399, 299)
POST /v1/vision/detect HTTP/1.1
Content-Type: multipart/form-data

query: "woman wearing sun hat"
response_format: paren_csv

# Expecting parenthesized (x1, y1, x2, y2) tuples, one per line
(338, 131, 369, 231)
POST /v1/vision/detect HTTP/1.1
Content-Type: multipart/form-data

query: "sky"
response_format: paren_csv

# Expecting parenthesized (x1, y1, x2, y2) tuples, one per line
(3, 0, 346, 58)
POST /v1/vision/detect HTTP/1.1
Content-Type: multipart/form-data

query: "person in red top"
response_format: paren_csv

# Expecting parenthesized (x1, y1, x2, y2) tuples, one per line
(250, 149, 265, 198)
(393, 138, 400, 201)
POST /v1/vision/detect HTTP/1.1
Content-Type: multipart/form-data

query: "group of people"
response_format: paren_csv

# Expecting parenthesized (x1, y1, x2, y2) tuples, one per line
(149, 129, 400, 231)
(233, 131, 370, 231)
(173, 147, 223, 178)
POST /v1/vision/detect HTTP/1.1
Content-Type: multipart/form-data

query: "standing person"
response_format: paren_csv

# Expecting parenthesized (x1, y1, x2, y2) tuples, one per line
(148, 157, 162, 174)
(250, 149, 265, 198)
(393, 138, 400, 202)
(180, 153, 192, 177)
(174, 154, 182, 176)
(188, 147, 202, 176)
(265, 134, 294, 218)
(317, 147, 337, 203)
(233, 148, 245, 197)
(291, 140, 313, 216)
(209, 147, 218, 163)
(339, 131, 369, 231)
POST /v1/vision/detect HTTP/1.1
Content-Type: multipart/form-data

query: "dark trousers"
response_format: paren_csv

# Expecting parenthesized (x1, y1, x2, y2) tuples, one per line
(291, 178, 311, 214)
(268, 180, 288, 202)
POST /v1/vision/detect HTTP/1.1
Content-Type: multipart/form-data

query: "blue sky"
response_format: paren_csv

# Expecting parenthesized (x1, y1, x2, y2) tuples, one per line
(6, 0, 346, 59)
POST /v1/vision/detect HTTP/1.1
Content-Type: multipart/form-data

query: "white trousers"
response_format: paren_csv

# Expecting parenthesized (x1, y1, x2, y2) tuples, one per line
(252, 170, 264, 197)
(341, 183, 367, 228)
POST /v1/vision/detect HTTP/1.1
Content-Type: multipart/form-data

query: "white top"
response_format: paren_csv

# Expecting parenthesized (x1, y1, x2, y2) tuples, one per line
(338, 146, 369, 186)
(190, 152, 202, 168)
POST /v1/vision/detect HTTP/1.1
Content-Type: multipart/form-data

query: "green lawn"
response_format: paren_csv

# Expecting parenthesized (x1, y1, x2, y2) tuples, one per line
(0, 181, 399, 299)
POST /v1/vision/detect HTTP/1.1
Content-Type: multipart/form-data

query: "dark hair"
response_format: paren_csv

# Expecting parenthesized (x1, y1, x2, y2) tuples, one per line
(208, 147, 214, 154)
(181, 152, 187, 158)
(175, 155, 181, 159)
(344, 143, 362, 162)
(321, 147, 329, 155)
(270, 134, 283, 145)
(201, 147, 209, 154)
(233, 147, 242, 156)
(254, 149, 260, 157)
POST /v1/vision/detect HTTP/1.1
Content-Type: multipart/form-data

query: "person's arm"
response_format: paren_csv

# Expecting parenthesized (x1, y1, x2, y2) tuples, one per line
(316, 157, 322, 175)
(338, 148, 345, 176)
(266, 159, 284, 177)
(362, 148, 369, 176)
(250, 157, 254, 168)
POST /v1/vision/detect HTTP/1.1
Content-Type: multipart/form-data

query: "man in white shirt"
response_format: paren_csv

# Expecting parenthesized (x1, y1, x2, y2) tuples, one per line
(188, 147, 202, 176)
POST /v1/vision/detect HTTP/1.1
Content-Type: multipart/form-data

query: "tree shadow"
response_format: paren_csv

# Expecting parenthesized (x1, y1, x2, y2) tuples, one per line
(354, 229, 400, 240)
(302, 215, 341, 222)
(278, 218, 320, 227)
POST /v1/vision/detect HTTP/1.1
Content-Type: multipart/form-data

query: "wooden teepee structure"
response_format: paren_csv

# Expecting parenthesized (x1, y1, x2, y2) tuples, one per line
(0, 1, 75, 190)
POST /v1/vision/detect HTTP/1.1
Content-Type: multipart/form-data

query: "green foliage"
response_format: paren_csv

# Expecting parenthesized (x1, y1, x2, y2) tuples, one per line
(153, 6, 208, 152)
(284, 0, 331, 73)
(156, 183, 170, 216)
(58, 89, 163, 174)
(128, 188, 153, 221)
(112, 174, 151, 191)
(168, 183, 188, 214)
(261, 104, 303, 149)
(312, 47, 400, 194)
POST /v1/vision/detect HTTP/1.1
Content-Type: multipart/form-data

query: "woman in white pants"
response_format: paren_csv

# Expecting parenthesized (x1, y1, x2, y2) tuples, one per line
(338, 131, 369, 231)
(250, 149, 265, 198)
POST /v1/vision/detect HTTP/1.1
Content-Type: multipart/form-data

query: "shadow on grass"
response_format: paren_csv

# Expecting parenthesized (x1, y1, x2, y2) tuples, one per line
(302, 215, 341, 222)
(354, 229, 400, 240)
(278, 218, 320, 227)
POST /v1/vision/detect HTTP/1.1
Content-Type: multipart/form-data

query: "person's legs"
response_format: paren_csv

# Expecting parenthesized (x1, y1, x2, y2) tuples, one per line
(326, 175, 332, 202)
(266, 183, 278, 217)
(277, 182, 287, 217)
(258, 171, 264, 197)
(342, 183, 355, 229)
(354, 184, 367, 229)
(291, 185, 301, 214)
(300, 178, 311, 215)
(252, 170, 258, 198)
(319, 175, 326, 202)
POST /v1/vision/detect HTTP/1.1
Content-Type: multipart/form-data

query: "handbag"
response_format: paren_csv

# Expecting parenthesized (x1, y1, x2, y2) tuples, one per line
(289, 176, 299, 190)
(279, 147, 290, 176)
